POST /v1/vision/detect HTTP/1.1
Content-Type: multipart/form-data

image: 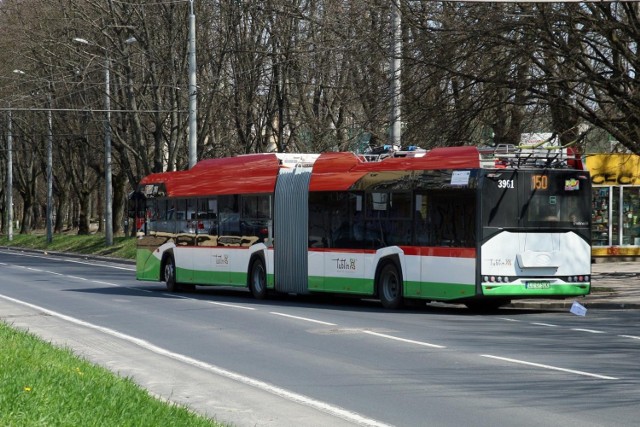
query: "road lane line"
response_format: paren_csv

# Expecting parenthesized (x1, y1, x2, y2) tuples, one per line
(498, 317, 520, 322)
(208, 301, 256, 311)
(571, 328, 605, 334)
(480, 354, 618, 380)
(160, 294, 256, 310)
(270, 312, 336, 326)
(0, 250, 135, 271)
(531, 322, 558, 327)
(0, 294, 390, 427)
(362, 330, 446, 349)
(619, 335, 640, 340)
(91, 281, 120, 287)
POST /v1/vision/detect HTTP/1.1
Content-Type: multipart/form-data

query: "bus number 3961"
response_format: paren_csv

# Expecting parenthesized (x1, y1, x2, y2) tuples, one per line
(497, 179, 514, 189)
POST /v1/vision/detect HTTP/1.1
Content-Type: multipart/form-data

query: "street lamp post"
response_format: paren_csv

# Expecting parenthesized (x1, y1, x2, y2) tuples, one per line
(103, 54, 113, 246)
(46, 89, 53, 243)
(188, 0, 197, 168)
(6, 110, 13, 242)
(73, 37, 113, 246)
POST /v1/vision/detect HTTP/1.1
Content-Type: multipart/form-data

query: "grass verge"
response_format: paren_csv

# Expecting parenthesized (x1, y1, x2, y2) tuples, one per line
(0, 233, 136, 260)
(0, 236, 224, 426)
(0, 323, 222, 427)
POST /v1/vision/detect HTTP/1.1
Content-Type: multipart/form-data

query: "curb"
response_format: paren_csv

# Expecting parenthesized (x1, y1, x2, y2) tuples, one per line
(0, 246, 135, 266)
(508, 301, 640, 310)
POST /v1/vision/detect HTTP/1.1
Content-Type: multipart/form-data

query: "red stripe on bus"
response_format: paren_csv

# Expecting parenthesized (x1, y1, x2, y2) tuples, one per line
(308, 246, 476, 258)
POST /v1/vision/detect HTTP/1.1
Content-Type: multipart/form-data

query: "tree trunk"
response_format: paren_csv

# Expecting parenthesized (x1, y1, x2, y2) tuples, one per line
(77, 193, 91, 235)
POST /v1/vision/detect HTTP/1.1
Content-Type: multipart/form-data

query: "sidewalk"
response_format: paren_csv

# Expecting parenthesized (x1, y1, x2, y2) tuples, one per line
(509, 262, 640, 310)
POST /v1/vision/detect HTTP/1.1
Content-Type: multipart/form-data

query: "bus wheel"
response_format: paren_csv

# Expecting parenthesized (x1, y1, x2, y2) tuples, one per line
(378, 263, 403, 309)
(249, 258, 267, 299)
(164, 256, 178, 292)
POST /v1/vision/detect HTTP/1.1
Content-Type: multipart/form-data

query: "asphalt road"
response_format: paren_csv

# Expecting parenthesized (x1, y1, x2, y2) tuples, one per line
(1, 249, 639, 427)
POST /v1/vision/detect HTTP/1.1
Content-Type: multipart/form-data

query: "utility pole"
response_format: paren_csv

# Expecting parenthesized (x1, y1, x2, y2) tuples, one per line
(104, 55, 113, 246)
(46, 89, 53, 243)
(188, 0, 197, 168)
(389, 1, 402, 147)
(73, 37, 113, 246)
(6, 110, 13, 241)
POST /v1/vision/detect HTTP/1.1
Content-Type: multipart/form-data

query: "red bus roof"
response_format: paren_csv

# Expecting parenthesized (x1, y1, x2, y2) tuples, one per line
(139, 146, 481, 197)
(309, 146, 481, 191)
(140, 154, 283, 197)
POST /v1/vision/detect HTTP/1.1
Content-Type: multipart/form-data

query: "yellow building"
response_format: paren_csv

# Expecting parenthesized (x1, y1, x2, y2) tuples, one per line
(585, 154, 640, 259)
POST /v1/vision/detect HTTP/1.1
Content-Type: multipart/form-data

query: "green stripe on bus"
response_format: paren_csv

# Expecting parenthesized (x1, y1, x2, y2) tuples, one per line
(482, 283, 590, 296)
(308, 276, 374, 294)
(136, 249, 161, 281)
(405, 281, 476, 300)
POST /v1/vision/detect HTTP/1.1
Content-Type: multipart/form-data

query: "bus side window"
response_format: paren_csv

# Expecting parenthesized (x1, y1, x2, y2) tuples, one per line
(414, 194, 430, 245)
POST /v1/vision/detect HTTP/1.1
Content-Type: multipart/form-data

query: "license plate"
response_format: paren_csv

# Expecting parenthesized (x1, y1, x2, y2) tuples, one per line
(525, 281, 551, 290)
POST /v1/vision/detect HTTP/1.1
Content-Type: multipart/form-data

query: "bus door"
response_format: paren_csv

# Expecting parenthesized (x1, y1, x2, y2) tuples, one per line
(326, 192, 367, 294)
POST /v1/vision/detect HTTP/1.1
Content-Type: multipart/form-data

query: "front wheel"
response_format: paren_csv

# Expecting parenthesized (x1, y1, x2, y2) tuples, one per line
(164, 255, 178, 292)
(249, 258, 267, 299)
(378, 263, 403, 309)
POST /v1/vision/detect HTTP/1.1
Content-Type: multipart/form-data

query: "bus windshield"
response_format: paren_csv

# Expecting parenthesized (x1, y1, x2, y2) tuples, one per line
(481, 170, 591, 231)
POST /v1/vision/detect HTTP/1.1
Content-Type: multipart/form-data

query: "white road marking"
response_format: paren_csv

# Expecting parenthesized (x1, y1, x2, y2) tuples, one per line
(0, 250, 135, 271)
(0, 294, 391, 427)
(571, 328, 605, 334)
(270, 312, 336, 326)
(498, 317, 520, 322)
(45, 271, 64, 276)
(531, 322, 558, 327)
(208, 301, 256, 311)
(481, 354, 618, 380)
(619, 335, 640, 340)
(91, 281, 120, 287)
(362, 330, 446, 349)
(66, 275, 88, 281)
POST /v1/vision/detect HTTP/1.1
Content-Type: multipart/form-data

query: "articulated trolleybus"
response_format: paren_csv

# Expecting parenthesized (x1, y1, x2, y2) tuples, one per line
(132, 145, 591, 310)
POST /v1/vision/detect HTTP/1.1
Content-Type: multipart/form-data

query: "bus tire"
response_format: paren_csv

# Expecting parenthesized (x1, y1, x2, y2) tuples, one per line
(249, 258, 267, 300)
(378, 262, 403, 309)
(164, 255, 178, 292)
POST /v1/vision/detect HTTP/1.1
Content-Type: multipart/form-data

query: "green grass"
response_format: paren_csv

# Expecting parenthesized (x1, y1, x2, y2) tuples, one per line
(0, 323, 223, 427)
(0, 235, 225, 426)
(0, 233, 137, 260)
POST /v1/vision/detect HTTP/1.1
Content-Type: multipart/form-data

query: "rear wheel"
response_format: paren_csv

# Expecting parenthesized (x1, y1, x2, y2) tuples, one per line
(378, 263, 403, 309)
(249, 258, 267, 299)
(164, 255, 178, 292)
